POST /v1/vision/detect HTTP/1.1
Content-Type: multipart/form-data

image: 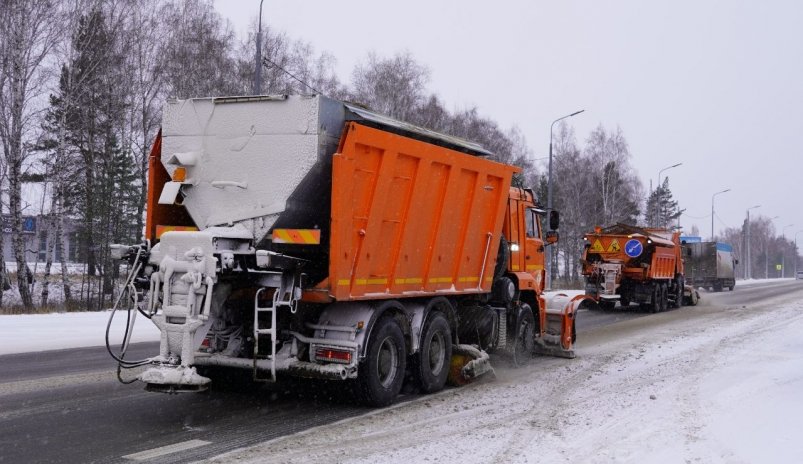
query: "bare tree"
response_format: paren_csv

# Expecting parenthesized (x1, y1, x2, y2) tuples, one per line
(0, 0, 61, 309)
(351, 51, 429, 121)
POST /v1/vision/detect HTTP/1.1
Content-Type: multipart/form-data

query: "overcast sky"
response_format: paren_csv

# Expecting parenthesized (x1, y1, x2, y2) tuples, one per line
(214, 0, 803, 242)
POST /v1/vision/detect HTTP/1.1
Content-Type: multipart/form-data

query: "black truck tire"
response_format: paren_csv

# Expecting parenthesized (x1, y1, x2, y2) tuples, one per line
(414, 312, 452, 394)
(356, 316, 407, 407)
(512, 304, 535, 366)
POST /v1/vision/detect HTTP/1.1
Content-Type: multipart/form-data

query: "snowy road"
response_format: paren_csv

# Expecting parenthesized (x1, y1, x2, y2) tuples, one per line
(208, 279, 803, 464)
(1, 279, 800, 463)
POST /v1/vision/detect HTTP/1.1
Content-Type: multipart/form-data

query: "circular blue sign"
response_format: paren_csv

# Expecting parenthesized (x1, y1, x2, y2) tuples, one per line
(624, 239, 643, 258)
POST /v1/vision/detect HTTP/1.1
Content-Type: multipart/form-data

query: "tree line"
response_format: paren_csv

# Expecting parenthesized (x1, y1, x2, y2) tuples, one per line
(2, 0, 788, 311)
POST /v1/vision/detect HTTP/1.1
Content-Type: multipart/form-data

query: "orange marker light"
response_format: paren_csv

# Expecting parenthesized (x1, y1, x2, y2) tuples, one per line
(172, 167, 186, 182)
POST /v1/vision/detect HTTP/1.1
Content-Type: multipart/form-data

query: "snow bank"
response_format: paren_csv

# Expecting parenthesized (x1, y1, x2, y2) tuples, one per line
(0, 311, 160, 356)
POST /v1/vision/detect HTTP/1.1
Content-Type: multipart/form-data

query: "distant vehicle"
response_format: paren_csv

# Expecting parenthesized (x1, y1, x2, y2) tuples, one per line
(682, 241, 737, 292)
(797, 271, 803, 280)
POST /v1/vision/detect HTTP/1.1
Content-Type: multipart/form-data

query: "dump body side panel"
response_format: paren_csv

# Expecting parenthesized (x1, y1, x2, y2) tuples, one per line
(329, 122, 518, 301)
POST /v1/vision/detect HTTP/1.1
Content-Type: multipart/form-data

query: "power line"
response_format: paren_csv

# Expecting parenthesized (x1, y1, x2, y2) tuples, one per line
(261, 57, 323, 96)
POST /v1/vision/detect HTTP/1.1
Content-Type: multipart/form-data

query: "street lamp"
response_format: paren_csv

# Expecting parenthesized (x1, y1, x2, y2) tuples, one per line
(765, 215, 780, 279)
(546, 109, 584, 289)
(655, 163, 682, 227)
(781, 224, 794, 277)
(253, 0, 266, 95)
(745, 205, 760, 279)
(795, 230, 803, 277)
(710, 188, 730, 241)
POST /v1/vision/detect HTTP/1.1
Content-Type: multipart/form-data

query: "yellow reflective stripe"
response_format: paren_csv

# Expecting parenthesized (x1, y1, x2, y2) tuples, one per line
(394, 277, 423, 284)
(458, 276, 479, 283)
(428, 277, 453, 284)
(526, 264, 544, 271)
(354, 278, 388, 285)
(298, 229, 319, 244)
(274, 229, 293, 243)
(511, 264, 520, 271)
(337, 279, 350, 286)
(272, 229, 321, 244)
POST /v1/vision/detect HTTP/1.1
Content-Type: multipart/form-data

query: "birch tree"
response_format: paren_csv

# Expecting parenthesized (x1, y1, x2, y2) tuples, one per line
(0, 0, 61, 309)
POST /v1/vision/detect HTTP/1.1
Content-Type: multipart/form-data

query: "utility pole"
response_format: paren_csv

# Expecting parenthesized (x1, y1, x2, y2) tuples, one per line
(745, 205, 760, 279)
(253, 0, 266, 95)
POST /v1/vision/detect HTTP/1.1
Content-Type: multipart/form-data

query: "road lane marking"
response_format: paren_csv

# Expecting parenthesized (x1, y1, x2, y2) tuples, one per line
(123, 439, 211, 461)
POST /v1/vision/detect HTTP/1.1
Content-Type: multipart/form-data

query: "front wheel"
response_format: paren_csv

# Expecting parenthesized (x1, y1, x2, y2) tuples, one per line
(512, 304, 535, 366)
(414, 313, 452, 394)
(356, 316, 407, 407)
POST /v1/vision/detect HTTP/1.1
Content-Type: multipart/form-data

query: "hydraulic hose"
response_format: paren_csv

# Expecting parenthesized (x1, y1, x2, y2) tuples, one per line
(105, 248, 153, 368)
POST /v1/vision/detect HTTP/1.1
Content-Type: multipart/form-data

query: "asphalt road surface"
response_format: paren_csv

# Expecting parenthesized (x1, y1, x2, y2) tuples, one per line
(2, 279, 800, 463)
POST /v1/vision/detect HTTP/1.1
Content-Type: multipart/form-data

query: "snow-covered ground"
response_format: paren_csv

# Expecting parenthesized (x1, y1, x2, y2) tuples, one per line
(206, 281, 803, 464)
(0, 310, 160, 355)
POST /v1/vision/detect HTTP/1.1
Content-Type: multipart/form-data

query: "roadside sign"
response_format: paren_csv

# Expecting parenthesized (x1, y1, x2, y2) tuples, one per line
(776, 264, 782, 271)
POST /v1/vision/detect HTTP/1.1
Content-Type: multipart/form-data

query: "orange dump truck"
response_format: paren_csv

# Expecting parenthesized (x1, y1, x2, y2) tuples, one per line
(580, 223, 688, 312)
(111, 95, 586, 406)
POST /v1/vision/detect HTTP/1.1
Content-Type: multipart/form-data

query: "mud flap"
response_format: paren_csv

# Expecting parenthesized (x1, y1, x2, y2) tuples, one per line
(534, 293, 591, 359)
(447, 344, 494, 386)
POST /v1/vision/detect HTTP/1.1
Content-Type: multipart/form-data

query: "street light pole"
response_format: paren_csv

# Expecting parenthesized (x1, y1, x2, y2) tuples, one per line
(782, 224, 794, 277)
(655, 163, 682, 227)
(710, 188, 731, 241)
(546, 109, 584, 289)
(253, 0, 266, 95)
(766, 215, 780, 279)
(795, 230, 803, 277)
(745, 205, 760, 279)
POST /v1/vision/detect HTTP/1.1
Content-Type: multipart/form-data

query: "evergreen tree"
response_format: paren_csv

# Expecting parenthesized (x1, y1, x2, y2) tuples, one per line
(645, 177, 682, 228)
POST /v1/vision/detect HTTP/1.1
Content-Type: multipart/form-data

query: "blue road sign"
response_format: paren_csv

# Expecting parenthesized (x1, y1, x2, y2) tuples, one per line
(625, 239, 643, 258)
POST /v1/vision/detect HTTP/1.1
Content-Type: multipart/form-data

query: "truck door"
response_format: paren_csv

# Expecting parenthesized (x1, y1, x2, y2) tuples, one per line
(524, 208, 545, 288)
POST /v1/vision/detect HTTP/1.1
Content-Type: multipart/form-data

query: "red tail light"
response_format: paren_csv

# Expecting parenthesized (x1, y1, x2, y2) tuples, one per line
(315, 348, 352, 364)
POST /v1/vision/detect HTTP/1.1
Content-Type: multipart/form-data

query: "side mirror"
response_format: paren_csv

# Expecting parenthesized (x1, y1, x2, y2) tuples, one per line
(549, 210, 560, 230)
(686, 248, 692, 257)
(545, 230, 559, 245)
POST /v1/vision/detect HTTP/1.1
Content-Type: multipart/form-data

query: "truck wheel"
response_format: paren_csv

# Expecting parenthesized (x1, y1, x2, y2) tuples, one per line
(728, 285, 734, 291)
(414, 313, 452, 394)
(713, 282, 723, 292)
(674, 278, 684, 308)
(660, 284, 668, 312)
(619, 298, 630, 308)
(512, 304, 535, 366)
(357, 316, 407, 407)
(650, 285, 661, 313)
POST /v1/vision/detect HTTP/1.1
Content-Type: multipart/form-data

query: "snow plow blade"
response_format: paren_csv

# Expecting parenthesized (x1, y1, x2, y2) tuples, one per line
(447, 344, 494, 386)
(139, 365, 211, 393)
(534, 293, 590, 359)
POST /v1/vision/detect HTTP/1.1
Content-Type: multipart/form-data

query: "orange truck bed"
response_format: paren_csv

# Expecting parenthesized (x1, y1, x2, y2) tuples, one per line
(326, 122, 519, 301)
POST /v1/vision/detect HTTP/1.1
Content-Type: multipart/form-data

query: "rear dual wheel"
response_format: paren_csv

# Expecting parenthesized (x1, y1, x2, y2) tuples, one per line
(356, 316, 407, 407)
(414, 313, 452, 394)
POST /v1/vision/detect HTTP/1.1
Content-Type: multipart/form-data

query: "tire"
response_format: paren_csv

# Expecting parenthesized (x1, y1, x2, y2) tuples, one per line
(492, 276, 516, 305)
(728, 285, 734, 291)
(414, 313, 452, 394)
(674, 278, 684, 308)
(660, 283, 668, 312)
(512, 304, 535, 366)
(650, 284, 661, 313)
(713, 282, 723, 292)
(356, 316, 407, 407)
(619, 297, 630, 308)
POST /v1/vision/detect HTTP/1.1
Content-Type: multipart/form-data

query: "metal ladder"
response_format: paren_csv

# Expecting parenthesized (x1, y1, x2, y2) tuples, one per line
(253, 287, 276, 382)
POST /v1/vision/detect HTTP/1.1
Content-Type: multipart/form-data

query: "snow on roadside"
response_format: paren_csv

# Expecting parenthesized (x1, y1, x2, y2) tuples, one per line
(207, 283, 803, 464)
(0, 311, 160, 356)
